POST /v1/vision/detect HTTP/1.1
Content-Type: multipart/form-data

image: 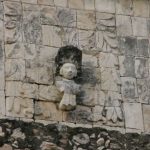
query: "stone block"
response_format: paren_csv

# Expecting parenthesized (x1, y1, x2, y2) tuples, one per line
(38, 0, 54, 5)
(0, 62, 5, 90)
(54, 0, 67, 7)
(95, 0, 115, 13)
(5, 59, 25, 81)
(0, 20, 3, 42)
(42, 25, 62, 47)
(35, 101, 63, 121)
(40, 6, 57, 25)
(39, 85, 61, 102)
(77, 10, 96, 30)
(118, 37, 137, 56)
(101, 67, 120, 92)
(116, 15, 132, 36)
(99, 52, 118, 68)
(132, 17, 148, 37)
(0, 91, 5, 116)
(137, 38, 149, 57)
(68, 0, 84, 9)
(116, 0, 133, 15)
(22, 0, 37, 4)
(84, 0, 95, 10)
(124, 103, 144, 130)
(79, 30, 96, 50)
(119, 56, 135, 77)
(143, 105, 150, 132)
(135, 57, 148, 78)
(82, 54, 98, 67)
(23, 3, 40, 11)
(133, 0, 149, 17)
(6, 81, 38, 99)
(121, 77, 138, 99)
(6, 97, 34, 118)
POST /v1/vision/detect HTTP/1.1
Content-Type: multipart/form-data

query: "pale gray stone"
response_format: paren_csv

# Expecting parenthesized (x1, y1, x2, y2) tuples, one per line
(95, 0, 115, 13)
(84, 0, 95, 10)
(54, 0, 67, 7)
(38, 0, 54, 5)
(119, 56, 135, 77)
(77, 10, 96, 30)
(73, 133, 90, 145)
(121, 77, 138, 99)
(116, 0, 133, 15)
(132, 17, 148, 37)
(11, 128, 25, 140)
(124, 102, 144, 130)
(0, 21, 3, 42)
(116, 15, 132, 36)
(22, 0, 37, 4)
(0, 91, 5, 116)
(68, 0, 84, 9)
(143, 105, 150, 132)
(135, 57, 148, 78)
(0, 62, 5, 90)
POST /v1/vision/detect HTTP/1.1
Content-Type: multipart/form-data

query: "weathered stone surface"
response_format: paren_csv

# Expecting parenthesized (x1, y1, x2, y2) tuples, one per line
(133, 0, 149, 17)
(132, 17, 148, 37)
(22, 0, 37, 4)
(119, 56, 135, 77)
(135, 58, 148, 79)
(0, 144, 12, 150)
(6, 97, 34, 118)
(116, 15, 132, 36)
(73, 133, 90, 145)
(143, 105, 150, 132)
(121, 77, 138, 100)
(77, 10, 96, 30)
(82, 54, 97, 67)
(54, 0, 67, 7)
(0, 62, 5, 90)
(95, 0, 115, 13)
(35, 101, 63, 121)
(84, 0, 95, 10)
(0, 91, 5, 116)
(116, 0, 133, 15)
(68, 0, 84, 9)
(38, 0, 54, 5)
(124, 103, 144, 130)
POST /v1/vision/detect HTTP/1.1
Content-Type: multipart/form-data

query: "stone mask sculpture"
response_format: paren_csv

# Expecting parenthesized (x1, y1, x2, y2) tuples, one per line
(55, 46, 82, 111)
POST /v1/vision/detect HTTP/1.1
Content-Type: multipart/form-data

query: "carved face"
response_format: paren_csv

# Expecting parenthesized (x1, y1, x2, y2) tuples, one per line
(60, 63, 77, 79)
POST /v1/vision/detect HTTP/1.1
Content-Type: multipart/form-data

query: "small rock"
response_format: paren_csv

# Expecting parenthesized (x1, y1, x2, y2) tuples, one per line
(11, 128, 25, 140)
(0, 127, 5, 137)
(90, 133, 96, 139)
(105, 139, 110, 148)
(12, 141, 18, 148)
(97, 146, 105, 150)
(97, 138, 105, 146)
(73, 133, 90, 145)
(0, 144, 13, 150)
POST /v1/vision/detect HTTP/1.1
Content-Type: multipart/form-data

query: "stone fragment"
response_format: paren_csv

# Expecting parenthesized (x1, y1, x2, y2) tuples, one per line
(0, 144, 12, 150)
(40, 142, 64, 150)
(6, 97, 34, 118)
(116, 0, 133, 15)
(132, 17, 148, 37)
(121, 77, 138, 99)
(124, 103, 144, 130)
(84, 0, 95, 10)
(38, 0, 54, 5)
(119, 56, 135, 77)
(73, 133, 90, 145)
(95, 0, 115, 13)
(35, 101, 63, 121)
(118, 37, 137, 56)
(5, 59, 25, 81)
(97, 138, 105, 146)
(137, 38, 149, 57)
(77, 10, 96, 30)
(143, 105, 150, 132)
(11, 128, 25, 140)
(116, 15, 132, 36)
(133, 0, 149, 17)
(0, 126, 5, 137)
(68, 0, 84, 9)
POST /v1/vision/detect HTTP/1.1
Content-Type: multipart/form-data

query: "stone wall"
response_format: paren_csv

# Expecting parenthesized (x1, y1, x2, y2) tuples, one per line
(0, 0, 150, 135)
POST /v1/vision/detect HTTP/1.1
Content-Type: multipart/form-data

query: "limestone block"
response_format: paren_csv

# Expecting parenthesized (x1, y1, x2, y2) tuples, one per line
(124, 103, 144, 130)
(95, 0, 115, 13)
(5, 43, 25, 59)
(133, 0, 149, 17)
(118, 37, 137, 56)
(135, 58, 148, 79)
(99, 52, 118, 68)
(121, 77, 138, 99)
(23, 11, 42, 44)
(116, 15, 132, 36)
(5, 59, 25, 81)
(84, 0, 95, 10)
(57, 8, 76, 27)
(137, 38, 149, 57)
(0, 62, 5, 90)
(54, 0, 67, 7)
(39, 85, 61, 102)
(6, 81, 38, 99)
(68, 0, 84, 9)
(137, 79, 150, 104)
(42, 25, 62, 47)
(119, 56, 135, 77)
(132, 17, 148, 37)
(116, 0, 133, 15)
(38, 0, 54, 5)
(22, 0, 37, 4)
(101, 67, 120, 92)
(82, 54, 98, 67)
(6, 97, 34, 118)
(143, 105, 150, 132)
(35, 101, 63, 121)
(77, 10, 96, 30)
(40, 6, 57, 25)
(0, 91, 5, 116)
(79, 30, 96, 50)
